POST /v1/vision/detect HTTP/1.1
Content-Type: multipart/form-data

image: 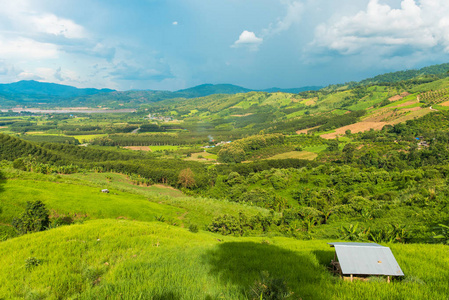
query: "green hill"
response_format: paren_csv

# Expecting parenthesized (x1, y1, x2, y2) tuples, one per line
(0, 219, 447, 299)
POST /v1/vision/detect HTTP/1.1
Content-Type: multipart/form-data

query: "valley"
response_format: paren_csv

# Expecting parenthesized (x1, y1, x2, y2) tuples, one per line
(1, 63, 449, 299)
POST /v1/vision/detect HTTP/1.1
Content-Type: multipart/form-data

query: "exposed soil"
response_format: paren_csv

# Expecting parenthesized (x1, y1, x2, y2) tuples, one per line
(320, 122, 389, 139)
(124, 146, 152, 151)
(389, 92, 410, 102)
(296, 126, 320, 134)
(391, 100, 419, 108)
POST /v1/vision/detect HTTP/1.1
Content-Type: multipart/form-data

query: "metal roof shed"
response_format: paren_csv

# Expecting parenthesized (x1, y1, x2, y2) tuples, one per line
(328, 242, 404, 281)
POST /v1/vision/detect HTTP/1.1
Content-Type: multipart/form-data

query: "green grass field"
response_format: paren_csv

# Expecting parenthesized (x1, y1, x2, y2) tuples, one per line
(0, 169, 268, 232)
(0, 219, 447, 299)
(267, 151, 318, 160)
(303, 145, 328, 153)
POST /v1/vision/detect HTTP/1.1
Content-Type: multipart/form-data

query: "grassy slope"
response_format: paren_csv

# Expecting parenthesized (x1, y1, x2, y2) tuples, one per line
(0, 219, 447, 299)
(0, 169, 268, 232)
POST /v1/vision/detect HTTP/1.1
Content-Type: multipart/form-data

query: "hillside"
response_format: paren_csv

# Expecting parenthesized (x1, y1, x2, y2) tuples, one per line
(0, 81, 321, 108)
(1, 220, 448, 299)
(0, 80, 114, 100)
(1, 63, 449, 299)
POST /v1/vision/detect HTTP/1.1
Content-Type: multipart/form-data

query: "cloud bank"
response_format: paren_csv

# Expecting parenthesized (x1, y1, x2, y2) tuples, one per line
(311, 0, 449, 55)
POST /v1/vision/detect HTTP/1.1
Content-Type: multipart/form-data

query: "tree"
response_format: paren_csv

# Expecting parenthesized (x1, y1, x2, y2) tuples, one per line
(12, 200, 50, 235)
(178, 168, 196, 188)
(342, 143, 355, 163)
(326, 140, 339, 152)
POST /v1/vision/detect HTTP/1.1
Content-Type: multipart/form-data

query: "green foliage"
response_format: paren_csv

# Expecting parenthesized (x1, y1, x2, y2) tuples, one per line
(369, 224, 409, 244)
(25, 257, 42, 271)
(433, 224, 449, 244)
(155, 215, 166, 222)
(188, 224, 199, 233)
(12, 200, 50, 235)
(249, 271, 294, 300)
(217, 134, 285, 163)
(338, 223, 370, 241)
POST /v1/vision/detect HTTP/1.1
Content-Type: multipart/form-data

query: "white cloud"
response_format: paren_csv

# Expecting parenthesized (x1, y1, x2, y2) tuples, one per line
(0, 37, 58, 60)
(311, 0, 449, 55)
(232, 30, 263, 51)
(172, 21, 178, 25)
(29, 14, 86, 39)
(0, 0, 87, 40)
(263, 0, 304, 37)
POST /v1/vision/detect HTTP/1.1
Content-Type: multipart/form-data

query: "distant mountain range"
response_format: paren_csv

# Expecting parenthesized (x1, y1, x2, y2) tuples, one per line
(0, 80, 114, 99)
(0, 81, 323, 107)
(1, 61, 448, 108)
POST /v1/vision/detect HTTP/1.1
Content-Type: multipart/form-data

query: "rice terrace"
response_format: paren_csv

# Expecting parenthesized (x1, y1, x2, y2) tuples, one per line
(1, 0, 449, 299)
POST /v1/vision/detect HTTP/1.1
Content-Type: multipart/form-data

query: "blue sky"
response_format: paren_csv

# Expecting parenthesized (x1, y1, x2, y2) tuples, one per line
(0, 0, 448, 91)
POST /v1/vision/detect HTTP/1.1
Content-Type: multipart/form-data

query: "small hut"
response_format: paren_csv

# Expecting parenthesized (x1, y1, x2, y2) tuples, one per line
(328, 242, 404, 282)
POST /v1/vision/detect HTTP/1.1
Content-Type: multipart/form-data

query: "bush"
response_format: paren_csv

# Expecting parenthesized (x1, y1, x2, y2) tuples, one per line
(25, 257, 42, 270)
(12, 201, 50, 235)
(188, 224, 199, 233)
(249, 271, 294, 300)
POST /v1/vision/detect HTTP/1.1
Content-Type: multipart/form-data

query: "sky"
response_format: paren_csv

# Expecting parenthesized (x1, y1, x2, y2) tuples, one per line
(0, 0, 449, 91)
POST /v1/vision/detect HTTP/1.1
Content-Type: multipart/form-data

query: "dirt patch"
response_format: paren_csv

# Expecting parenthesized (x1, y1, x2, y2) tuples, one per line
(320, 122, 389, 139)
(364, 110, 395, 122)
(266, 151, 318, 161)
(324, 108, 435, 139)
(390, 109, 433, 124)
(124, 146, 152, 151)
(304, 99, 316, 106)
(230, 113, 253, 117)
(389, 95, 402, 102)
(439, 101, 449, 107)
(391, 100, 419, 108)
(389, 92, 410, 102)
(296, 126, 320, 134)
(402, 107, 422, 112)
(153, 184, 179, 191)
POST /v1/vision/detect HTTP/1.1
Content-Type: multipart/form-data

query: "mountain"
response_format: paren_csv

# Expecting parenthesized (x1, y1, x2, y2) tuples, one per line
(0, 81, 322, 108)
(262, 86, 323, 93)
(174, 84, 322, 97)
(175, 84, 252, 98)
(0, 80, 114, 99)
(359, 63, 449, 85)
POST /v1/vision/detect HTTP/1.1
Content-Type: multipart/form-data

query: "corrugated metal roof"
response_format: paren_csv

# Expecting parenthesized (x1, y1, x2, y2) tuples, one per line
(328, 242, 404, 276)
(328, 242, 384, 247)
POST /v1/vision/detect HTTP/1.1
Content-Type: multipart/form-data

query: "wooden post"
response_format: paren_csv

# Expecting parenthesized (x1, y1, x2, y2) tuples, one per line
(387, 276, 390, 283)
(350, 274, 353, 282)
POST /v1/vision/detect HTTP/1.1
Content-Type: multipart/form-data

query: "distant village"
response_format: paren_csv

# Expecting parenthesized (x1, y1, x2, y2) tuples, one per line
(148, 114, 174, 122)
(202, 141, 231, 149)
(416, 136, 429, 148)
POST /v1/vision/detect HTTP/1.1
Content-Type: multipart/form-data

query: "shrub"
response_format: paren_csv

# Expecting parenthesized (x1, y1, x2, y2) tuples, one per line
(338, 223, 370, 241)
(433, 224, 449, 244)
(188, 224, 199, 233)
(249, 271, 294, 300)
(50, 215, 74, 228)
(25, 257, 42, 270)
(12, 201, 50, 235)
(155, 215, 165, 222)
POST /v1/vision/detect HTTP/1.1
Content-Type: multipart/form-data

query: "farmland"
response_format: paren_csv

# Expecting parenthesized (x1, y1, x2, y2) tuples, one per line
(1, 64, 449, 299)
